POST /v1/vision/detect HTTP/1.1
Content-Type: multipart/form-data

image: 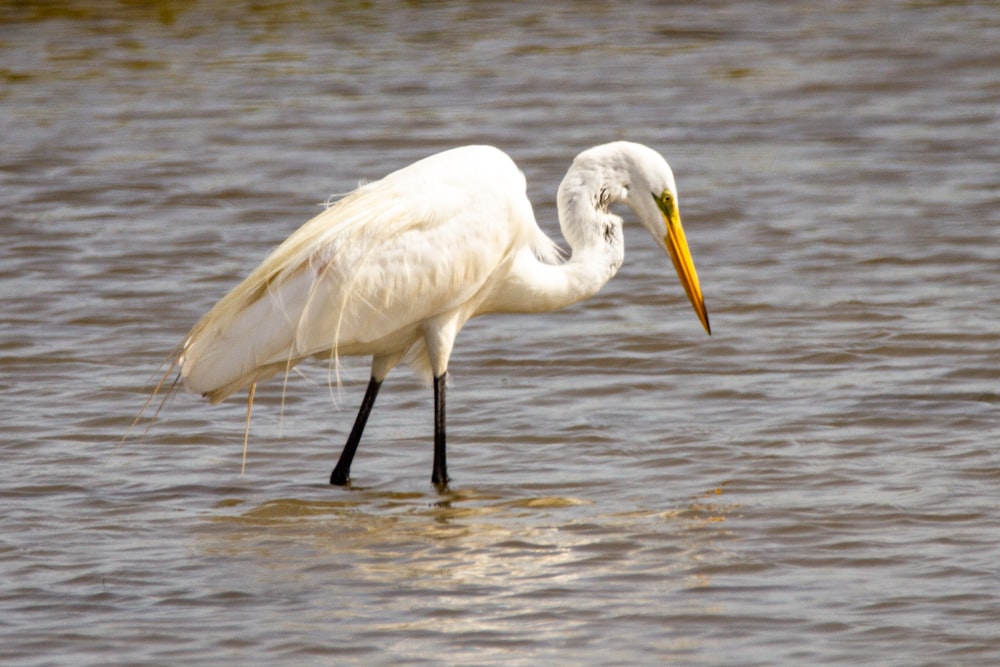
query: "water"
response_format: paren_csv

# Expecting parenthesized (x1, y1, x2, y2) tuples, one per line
(2, 1, 999, 664)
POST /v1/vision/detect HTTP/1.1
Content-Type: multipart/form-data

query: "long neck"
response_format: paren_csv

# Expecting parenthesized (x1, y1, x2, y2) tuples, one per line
(484, 161, 625, 315)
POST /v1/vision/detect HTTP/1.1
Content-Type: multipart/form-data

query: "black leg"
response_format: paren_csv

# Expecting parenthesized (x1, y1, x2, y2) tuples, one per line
(431, 373, 449, 488)
(330, 376, 382, 486)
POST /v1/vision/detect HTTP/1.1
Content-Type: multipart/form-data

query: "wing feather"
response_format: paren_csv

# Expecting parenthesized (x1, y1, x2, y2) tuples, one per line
(179, 146, 552, 402)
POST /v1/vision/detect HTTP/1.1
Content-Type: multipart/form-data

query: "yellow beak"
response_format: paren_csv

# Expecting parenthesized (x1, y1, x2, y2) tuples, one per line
(658, 195, 711, 335)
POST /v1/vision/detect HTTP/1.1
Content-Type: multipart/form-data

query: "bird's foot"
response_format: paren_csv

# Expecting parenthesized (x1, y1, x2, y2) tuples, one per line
(431, 473, 450, 494)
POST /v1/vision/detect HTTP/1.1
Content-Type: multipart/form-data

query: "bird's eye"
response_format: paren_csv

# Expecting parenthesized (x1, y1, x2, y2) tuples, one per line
(653, 191, 675, 217)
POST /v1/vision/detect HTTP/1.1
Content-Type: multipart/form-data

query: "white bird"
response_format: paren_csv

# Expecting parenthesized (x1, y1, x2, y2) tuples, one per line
(175, 142, 710, 487)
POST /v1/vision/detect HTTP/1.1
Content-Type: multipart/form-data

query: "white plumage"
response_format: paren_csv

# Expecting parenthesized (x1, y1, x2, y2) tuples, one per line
(174, 142, 710, 487)
(180, 146, 554, 399)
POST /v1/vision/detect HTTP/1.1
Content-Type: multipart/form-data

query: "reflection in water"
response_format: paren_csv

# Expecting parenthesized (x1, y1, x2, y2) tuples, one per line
(201, 487, 735, 596)
(190, 486, 736, 660)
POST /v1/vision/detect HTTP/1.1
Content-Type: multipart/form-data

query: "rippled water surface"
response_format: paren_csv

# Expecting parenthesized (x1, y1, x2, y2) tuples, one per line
(3, 2, 999, 664)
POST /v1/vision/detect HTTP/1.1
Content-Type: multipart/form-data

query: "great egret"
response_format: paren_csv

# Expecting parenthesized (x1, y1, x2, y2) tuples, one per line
(175, 142, 710, 487)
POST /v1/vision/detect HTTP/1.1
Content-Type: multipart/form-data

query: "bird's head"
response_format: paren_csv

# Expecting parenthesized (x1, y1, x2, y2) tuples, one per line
(614, 143, 711, 335)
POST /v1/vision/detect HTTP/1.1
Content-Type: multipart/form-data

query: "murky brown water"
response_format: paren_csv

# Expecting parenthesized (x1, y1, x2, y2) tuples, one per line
(3, 2, 999, 664)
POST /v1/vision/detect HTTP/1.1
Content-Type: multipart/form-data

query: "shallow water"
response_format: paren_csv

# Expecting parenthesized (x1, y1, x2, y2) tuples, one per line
(2, 2, 1000, 664)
